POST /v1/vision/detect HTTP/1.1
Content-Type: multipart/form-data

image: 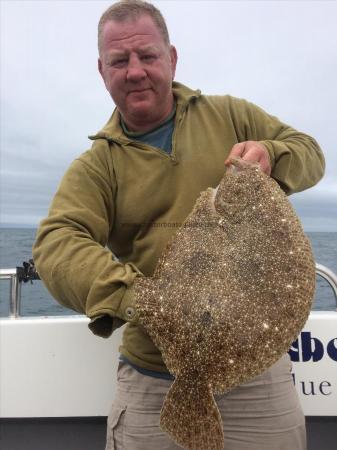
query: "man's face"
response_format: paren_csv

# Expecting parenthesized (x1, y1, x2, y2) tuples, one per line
(98, 15, 177, 132)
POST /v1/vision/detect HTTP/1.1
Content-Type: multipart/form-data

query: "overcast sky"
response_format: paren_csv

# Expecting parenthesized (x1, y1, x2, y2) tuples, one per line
(1, 0, 336, 231)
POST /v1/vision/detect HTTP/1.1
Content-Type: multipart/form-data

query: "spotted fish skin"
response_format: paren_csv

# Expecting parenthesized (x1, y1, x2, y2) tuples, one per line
(134, 158, 316, 450)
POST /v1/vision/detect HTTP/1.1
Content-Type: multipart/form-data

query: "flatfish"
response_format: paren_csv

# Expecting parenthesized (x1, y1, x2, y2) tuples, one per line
(134, 157, 315, 449)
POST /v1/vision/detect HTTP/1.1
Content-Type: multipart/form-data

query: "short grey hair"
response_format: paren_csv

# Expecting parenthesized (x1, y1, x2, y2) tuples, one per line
(98, 0, 170, 54)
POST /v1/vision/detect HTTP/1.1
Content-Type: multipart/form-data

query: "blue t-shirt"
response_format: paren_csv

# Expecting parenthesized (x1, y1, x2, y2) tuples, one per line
(119, 354, 174, 380)
(120, 106, 176, 154)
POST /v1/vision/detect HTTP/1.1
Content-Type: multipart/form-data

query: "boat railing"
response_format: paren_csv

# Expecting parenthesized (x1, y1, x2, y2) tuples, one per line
(315, 263, 337, 303)
(1, 263, 337, 318)
(0, 268, 22, 318)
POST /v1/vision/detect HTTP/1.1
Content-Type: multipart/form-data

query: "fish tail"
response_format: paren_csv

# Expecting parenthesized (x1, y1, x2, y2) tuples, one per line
(161, 376, 224, 450)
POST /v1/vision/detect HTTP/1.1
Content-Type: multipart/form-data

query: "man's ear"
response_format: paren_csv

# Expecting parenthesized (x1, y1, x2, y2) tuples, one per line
(98, 58, 103, 78)
(170, 45, 178, 80)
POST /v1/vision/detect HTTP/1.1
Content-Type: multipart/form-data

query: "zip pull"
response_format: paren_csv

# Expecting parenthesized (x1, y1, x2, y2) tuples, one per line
(170, 105, 188, 164)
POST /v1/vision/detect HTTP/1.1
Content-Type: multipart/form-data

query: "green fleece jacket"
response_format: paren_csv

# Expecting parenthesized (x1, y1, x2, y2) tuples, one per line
(32, 82, 325, 372)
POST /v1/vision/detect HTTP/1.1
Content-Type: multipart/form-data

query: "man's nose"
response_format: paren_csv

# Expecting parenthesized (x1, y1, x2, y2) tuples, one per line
(126, 54, 146, 82)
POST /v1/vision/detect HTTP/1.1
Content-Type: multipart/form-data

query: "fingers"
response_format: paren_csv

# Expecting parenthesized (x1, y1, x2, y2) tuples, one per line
(225, 141, 271, 176)
(224, 143, 246, 166)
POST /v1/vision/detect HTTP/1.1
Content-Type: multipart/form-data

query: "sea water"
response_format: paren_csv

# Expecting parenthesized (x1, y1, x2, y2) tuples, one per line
(0, 228, 336, 317)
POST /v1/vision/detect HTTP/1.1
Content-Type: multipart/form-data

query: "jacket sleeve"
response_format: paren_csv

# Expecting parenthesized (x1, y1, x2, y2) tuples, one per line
(32, 143, 141, 338)
(229, 98, 325, 194)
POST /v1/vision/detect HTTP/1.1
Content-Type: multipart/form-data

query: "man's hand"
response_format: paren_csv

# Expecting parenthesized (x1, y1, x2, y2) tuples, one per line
(225, 141, 271, 176)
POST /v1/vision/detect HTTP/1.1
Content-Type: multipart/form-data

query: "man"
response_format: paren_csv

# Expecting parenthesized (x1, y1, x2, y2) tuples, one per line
(33, 1, 325, 449)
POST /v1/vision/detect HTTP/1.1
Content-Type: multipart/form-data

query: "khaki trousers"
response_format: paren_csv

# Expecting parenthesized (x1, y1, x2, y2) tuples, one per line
(105, 354, 306, 450)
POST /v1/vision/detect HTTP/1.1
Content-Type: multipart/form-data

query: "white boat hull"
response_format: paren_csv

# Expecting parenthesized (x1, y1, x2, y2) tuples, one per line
(1, 311, 336, 418)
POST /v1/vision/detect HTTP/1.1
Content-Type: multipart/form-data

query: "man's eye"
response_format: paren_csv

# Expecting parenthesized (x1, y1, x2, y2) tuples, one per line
(141, 54, 156, 62)
(110, 59, 128, 67)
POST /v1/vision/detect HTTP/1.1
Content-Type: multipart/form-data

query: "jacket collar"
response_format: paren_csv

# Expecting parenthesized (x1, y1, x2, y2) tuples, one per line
(89, 81, 201, 144)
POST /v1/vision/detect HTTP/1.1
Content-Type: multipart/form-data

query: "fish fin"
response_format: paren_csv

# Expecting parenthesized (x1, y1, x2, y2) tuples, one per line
(161, 376, 224, 450)
(133, 277, 168, 338)
(134, 277, 159, 320)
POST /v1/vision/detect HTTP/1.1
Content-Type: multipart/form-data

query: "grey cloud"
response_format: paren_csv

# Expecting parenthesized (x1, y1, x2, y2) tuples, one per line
(1, 1, 337, 229)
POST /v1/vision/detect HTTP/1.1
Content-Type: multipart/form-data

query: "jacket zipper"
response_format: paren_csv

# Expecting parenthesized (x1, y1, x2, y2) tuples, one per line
(171, 105, 187, 165)
(107, 103, 189, 165)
